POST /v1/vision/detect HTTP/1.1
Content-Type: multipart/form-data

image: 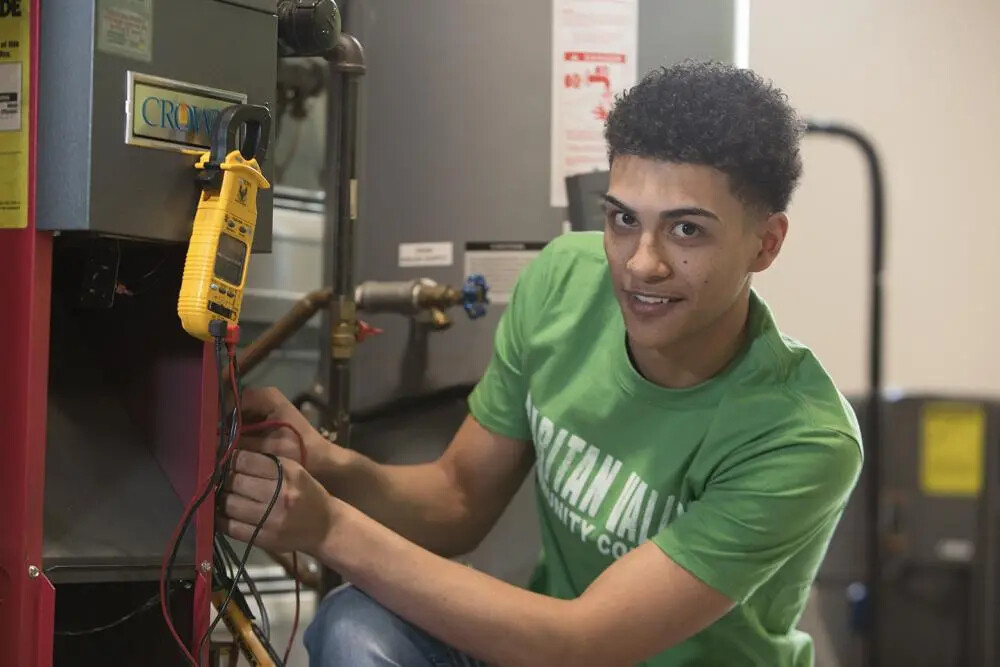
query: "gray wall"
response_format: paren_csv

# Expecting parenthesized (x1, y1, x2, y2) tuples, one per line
(343, 0, 737, 410)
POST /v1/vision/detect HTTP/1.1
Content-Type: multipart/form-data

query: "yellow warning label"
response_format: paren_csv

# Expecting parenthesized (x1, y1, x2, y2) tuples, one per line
(920, 402, 985, 497)
(0, 0, 30, 229)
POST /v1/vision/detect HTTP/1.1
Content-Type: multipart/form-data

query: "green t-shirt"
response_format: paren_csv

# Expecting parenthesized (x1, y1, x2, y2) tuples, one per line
(468, 232, 863, 666)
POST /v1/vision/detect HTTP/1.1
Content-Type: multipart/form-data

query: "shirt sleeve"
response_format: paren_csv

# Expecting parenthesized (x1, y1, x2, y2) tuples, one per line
(652, 429, 862, 603)
(467, 249, 551, 441)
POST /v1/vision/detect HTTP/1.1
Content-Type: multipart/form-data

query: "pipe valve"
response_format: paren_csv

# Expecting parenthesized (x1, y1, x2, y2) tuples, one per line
(461, 274, 489, 319)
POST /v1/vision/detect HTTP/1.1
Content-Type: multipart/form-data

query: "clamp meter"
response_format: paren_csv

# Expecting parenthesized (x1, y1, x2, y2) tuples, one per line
(179, 105, 271, 341)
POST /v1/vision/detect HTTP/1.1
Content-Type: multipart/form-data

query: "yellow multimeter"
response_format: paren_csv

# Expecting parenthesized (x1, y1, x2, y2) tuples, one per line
(179, 105, 271, 341)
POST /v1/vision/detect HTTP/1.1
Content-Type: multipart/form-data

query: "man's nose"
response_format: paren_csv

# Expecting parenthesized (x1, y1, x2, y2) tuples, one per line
(626, 236, 671, 281)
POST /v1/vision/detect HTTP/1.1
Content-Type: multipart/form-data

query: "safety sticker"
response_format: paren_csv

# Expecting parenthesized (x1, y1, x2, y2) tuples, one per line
(0, 0, 29, 229)
(920, 401, 985, 497)
(399, 242, 454, 268)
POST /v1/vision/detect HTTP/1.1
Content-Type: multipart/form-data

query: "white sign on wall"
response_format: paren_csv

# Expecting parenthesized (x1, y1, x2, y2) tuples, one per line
(549, 0, 639, 208)
(398, 242, 454, 268)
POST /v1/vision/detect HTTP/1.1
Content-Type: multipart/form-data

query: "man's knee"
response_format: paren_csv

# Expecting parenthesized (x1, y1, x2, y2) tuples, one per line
(304, 585, 427, 667)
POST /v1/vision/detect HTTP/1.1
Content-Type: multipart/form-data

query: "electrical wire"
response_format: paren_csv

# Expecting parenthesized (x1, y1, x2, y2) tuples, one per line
(231, 416, 308, 665)
(226, 383, 308, 662)
(286, 551, 301, 665)
(160, 467, 225, 665)
(196, 453, 283, 661)
(54, 591, 161, 636)
(161, 333, 242, 665)
(217, 533, 270, 641)
(161, 328, 308, 666)
(211, 355, 271, 641)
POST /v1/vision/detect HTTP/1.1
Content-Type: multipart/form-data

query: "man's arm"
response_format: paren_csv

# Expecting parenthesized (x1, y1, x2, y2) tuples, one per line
(237, 387, 535, 557)
(220, 453, 732, 667)
(322, 414, 535, 557)
(321, 498, 733, 667)
(220, 423, 861, 666)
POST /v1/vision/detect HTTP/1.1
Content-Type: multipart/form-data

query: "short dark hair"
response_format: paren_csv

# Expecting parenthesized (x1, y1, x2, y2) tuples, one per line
(604, 60, 804, 213)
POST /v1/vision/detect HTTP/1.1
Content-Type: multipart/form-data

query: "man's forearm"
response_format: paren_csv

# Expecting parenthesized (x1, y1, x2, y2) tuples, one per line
(313, 445, 479, 557)
(317, 497, 585, 667)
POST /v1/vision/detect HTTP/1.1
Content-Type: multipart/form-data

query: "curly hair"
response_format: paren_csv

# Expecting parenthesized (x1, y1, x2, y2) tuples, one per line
(604, 60, 804, 213)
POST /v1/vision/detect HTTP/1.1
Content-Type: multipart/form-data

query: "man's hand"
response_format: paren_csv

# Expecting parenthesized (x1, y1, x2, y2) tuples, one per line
(217, 450, 337, 555)
(239, 387, 344, 480)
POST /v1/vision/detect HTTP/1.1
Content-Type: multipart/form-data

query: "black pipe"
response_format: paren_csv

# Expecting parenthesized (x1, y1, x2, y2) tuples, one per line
(321, 34, 365, 447)
(292, 383, 478, 425)
(804, 121, 885, 667)
(316, 33, 365, 596)
(330, 58, 361, 446)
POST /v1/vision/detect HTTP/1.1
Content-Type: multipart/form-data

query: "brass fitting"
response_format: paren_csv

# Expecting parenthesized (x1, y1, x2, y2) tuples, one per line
(331, 296, 356, 360)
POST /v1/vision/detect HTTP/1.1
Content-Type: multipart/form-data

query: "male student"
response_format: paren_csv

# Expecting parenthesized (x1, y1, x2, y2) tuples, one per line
(218, 60, 863, 666)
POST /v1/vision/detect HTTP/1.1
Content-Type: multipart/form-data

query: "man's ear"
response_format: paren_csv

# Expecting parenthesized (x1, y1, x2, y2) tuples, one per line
(749, 212, 788, 273)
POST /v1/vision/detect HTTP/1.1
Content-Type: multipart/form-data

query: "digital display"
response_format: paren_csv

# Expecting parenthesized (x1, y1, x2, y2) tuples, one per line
(214, 233, 247, 286)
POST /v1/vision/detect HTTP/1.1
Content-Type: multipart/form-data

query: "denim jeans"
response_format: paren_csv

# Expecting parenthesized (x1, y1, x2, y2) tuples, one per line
(303, 585, 489, 667)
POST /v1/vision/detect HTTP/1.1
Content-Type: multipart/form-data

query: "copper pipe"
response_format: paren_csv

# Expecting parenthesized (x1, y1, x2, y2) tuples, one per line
(239, 280, 472, 375)
(238, 287, 332, 374)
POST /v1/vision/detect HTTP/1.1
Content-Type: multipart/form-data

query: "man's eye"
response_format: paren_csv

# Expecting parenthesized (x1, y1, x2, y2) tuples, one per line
(671, 222, 702, 239)
(607, 210, 637, 227)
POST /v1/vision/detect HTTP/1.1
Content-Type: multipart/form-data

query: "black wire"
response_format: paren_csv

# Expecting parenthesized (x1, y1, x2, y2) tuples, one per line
(54, 591, 162, 637)
(213, 539, 231, 591)
(162, 332, 236, 662)
(197, 454, 283, 663)
(64, 476, 214, 642)
(216, 336, 229, 460)
(215, 537, 234, 584)
(218, 534, 270, 641)
(212, 353, 274, 645)
(163, 461, 222, 639)
(163, 334, 279, 663)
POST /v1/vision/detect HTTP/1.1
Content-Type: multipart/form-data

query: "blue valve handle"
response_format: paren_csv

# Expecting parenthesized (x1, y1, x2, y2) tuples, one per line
(461, 274, 490, 319)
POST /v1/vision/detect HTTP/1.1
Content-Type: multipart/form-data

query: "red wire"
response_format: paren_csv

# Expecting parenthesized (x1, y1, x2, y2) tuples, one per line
(160, 354, 242, 666)
(286, 552, 302, 665)
(238, 418, 307, 664)
(160, 476, 209, 666)
(227, 339, 306, 664)
(162, 337, 308, 666)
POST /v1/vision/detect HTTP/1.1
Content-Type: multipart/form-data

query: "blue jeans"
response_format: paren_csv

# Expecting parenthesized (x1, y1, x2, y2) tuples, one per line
(303, 585, 489, 667)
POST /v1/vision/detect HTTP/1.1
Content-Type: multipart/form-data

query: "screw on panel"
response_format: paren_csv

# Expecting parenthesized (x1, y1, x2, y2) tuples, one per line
(200, 561, 212, 573)
(27, 565, 40, 578)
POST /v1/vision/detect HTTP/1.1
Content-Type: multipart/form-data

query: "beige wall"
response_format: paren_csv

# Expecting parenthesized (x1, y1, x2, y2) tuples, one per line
(747, 0, 1000, 398)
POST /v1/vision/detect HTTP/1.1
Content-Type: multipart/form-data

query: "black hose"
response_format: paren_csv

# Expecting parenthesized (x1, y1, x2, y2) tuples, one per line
(805, 121, 885, 667)
(292, 383, 476, 426)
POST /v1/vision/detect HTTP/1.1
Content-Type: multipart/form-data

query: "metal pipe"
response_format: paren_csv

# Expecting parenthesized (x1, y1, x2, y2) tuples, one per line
(238, 287, 332, 374)
(355, 279, 464, 315)
(237, 279, 475, 376)
(318, 34, 365, 596)
(355, 280, 423, 315)
(805, 121, 885, 667)
(981, 410, 999, 666)
(326, 33, 365, 448)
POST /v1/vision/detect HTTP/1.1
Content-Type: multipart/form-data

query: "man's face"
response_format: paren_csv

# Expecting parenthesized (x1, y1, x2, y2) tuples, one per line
(602, 156, 786, 353)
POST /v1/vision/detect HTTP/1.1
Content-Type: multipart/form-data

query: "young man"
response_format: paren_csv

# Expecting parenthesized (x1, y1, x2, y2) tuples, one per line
(219, 60, 863, 666)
